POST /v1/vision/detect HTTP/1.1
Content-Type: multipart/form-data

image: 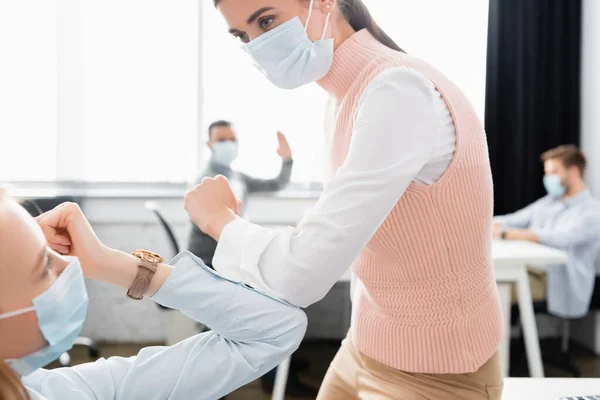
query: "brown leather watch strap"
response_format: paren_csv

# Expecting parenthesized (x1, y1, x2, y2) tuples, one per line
(127, 250, 162, 300)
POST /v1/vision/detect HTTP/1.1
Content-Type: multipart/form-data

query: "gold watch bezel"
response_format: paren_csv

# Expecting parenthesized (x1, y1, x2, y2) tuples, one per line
(132, 249, 164, 264)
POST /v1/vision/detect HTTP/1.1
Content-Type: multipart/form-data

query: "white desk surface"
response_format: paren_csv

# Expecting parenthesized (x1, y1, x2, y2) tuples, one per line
(503, 378, 600, 399)
(492, 240, 569, 265)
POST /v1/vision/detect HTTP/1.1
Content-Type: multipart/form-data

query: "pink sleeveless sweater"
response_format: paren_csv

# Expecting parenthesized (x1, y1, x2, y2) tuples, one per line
(318, 30, 503, 374)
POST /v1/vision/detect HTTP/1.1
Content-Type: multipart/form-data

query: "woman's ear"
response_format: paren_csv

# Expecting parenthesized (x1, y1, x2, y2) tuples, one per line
(305, 0, 336, 12)
(316, 0, 336, 12)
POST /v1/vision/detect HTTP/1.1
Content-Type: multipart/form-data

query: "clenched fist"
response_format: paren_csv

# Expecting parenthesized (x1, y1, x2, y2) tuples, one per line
(184, 175, 241, 240)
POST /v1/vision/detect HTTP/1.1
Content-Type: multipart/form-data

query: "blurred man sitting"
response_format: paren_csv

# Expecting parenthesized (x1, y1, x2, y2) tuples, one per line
(494, 145, 600, 318)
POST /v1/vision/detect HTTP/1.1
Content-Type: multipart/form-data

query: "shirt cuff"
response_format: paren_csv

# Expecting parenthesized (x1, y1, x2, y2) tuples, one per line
(213, 218, 282, 290)
(212, 218, 251, 281)
(531, 228, 552, 247)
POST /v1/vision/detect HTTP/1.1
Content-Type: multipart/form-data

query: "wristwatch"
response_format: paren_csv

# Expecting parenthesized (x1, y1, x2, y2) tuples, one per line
(127, 249, 164, 300)
(500, 231, 507, 240)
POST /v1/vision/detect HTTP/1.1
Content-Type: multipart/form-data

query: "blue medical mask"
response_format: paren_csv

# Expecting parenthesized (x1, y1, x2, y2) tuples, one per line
(1, 258, 88, 376)
(243, 0, 334, 90)
(543, 174, 566, 198)
(211, 141, 239, 166)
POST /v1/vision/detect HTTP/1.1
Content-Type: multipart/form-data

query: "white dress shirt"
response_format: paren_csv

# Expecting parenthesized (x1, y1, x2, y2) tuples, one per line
(213, 67, 457, 308)
(23, 252, 307, 400)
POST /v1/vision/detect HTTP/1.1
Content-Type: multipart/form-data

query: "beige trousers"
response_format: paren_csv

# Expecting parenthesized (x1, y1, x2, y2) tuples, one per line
(317, 338, 503, 400)
(511, 267, 547, 304)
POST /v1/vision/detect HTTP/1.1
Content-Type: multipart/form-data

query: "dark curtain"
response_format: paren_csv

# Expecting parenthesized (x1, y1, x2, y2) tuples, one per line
(485, 0, 582, 215)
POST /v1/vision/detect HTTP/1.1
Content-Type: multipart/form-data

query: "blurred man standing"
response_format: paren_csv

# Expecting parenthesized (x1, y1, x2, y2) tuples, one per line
(187, 120, 293, 267)
(187, 121, 315, 397)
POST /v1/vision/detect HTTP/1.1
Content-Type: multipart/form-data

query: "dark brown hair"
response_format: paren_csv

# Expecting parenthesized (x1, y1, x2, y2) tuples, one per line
(337, 0, 403, 52)
(208, 120, 232, 138)
(213, 0, 404, 52)
(0, 360, 31, 400)
(541, 144, 587, 176)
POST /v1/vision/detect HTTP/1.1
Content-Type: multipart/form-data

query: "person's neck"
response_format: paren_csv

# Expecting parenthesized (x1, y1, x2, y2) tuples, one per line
(209, 158, 232, 170)
(562, 180, 586, 200)
(332, 16, 355, 50)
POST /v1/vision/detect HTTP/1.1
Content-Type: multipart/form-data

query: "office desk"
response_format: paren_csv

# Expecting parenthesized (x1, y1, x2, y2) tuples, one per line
(503, 378, 600, 399)
(493, 240, 569, 378)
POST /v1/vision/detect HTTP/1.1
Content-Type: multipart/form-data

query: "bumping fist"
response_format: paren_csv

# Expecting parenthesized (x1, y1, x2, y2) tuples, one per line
(184, 175, 241, 240)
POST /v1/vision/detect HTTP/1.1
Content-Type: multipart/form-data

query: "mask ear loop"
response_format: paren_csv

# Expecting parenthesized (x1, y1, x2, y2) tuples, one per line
(0, 307, 35, 320)
(320, 11, 332, 40)
(306, 0, 333, 41)
(305, 0, 316, 32)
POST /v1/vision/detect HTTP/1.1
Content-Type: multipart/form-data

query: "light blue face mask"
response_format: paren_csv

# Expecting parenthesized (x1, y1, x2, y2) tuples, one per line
(243, 0, 334, 90)
(211, 141, 239, 167)
(1, 257, 88, 376)
(543, 174, 566, 198)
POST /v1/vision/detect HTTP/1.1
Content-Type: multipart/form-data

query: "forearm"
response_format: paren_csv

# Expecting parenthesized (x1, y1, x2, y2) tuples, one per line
(151, 252, 307, 341)
(504, 229, 540, 243)
(244, 159, 293, 193)
(90, 247, 173, 297)
(212, 69, 440, 306)
(214, 161, 423, 307)
(26, 254, 307, 400)
(278, 159, 293, 185)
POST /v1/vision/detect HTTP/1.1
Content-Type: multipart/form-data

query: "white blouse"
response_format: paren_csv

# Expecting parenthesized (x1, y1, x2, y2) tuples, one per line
(214, 67, 457, 307)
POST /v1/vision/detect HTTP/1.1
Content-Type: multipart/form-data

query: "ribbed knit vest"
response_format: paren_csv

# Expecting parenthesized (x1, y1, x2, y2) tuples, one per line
(318, 30, 503, 374)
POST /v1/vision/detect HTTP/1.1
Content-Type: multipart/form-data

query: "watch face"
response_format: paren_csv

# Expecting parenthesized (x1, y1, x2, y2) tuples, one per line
(133, 250, 164, 263)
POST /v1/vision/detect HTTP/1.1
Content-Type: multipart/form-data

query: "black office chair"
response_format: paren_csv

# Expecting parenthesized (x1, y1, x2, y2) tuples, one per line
(143, 201, 180, 255)
(510, 301, 581, 377)
(20, 198, 100, 367)
(144, 201, 180, 311)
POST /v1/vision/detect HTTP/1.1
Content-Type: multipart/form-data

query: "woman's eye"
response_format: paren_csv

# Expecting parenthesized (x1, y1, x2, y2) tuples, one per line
(259, 17, 275, 30)
(237, 33, 250, 43)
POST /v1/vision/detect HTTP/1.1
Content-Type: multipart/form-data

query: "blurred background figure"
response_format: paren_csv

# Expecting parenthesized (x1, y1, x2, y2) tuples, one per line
(186, 120, 315, 397)
(187, 120, 293, 268)
(494, 145, 600, 318)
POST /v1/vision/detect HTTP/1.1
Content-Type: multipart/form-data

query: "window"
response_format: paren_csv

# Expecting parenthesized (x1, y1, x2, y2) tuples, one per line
(1, 0, 199, 183)
(83, 0, 199, 182)
(1, 1, 488, 184)
(202, 0, 489, 183)
(0, 1, 58, 181)
(369, 0, 489, 120)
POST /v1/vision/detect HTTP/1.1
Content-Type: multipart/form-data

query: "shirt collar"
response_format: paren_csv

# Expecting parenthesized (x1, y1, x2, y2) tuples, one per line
(562, 188, 592, 207)
(208, 159, 233, 177)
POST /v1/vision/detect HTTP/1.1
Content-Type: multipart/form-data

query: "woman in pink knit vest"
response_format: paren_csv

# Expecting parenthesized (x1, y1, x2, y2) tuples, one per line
(186, 0, 504, 398)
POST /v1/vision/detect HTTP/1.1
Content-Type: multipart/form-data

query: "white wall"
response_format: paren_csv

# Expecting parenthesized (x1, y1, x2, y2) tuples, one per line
(581, 0, 600, 196)
(574, 0, 600, 353)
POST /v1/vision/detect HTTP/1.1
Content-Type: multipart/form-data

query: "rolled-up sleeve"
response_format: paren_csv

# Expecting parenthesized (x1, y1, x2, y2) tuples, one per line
(494, 200, 542, 229)
(24, 252, 306, 400)
(532, 212, 600, 250)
